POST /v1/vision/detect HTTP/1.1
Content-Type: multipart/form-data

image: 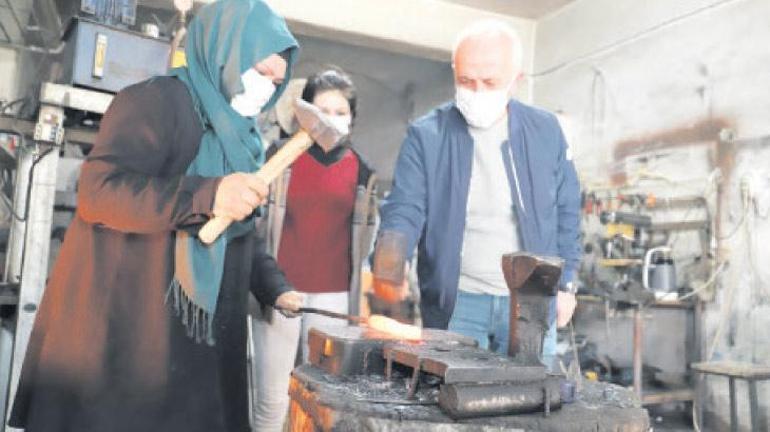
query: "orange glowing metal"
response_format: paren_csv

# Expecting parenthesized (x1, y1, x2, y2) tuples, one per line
(323, 338, 334, 356)
(289, 306, 423, 340)
(366, 315, 422, 341)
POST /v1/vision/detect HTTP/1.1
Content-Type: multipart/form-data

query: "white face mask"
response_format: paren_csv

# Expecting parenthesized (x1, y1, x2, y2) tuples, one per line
(230, 68, 276, 117)
(326, 113, 352, 137)
(455, 83, 512, 129)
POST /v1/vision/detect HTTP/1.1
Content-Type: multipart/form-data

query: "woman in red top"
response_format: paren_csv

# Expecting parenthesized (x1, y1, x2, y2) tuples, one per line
(251, 68, 378, 432)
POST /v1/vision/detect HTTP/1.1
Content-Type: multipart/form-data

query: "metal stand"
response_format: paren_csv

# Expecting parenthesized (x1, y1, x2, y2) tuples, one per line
(692, 361, 770, 432)
(632, 306, 643, 399)
(0, 83, 112, 432)
(1, 104, 63, 432)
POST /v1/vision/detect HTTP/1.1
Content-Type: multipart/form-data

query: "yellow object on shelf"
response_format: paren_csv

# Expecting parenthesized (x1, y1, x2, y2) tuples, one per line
(606, 223, 635, 238)
(171, 50, 187, 68)
(599, 258, 643, 267)
(585, 371, 599, 381)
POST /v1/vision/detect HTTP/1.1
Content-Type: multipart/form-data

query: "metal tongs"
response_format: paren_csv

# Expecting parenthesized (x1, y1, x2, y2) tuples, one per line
(276, 306, 423, 340)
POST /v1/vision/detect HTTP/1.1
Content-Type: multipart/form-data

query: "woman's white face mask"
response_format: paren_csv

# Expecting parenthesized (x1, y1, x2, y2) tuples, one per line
(325, 113, 352, 137)
(230, 68, 276, 117)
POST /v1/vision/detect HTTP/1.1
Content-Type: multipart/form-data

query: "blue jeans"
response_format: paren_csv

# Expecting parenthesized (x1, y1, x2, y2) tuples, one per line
(448, 291, 557, 370)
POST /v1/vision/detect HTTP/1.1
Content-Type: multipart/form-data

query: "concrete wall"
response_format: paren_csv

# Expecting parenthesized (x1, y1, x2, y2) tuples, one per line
(532, 0, 770, 430)
(265, 0, 535, 63)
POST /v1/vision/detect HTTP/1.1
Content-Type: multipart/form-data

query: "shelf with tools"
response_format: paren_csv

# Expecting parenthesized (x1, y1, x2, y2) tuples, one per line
(576, 294, 695, 310)
(576, 187, 715, 409)
(572, 297, 700, 406)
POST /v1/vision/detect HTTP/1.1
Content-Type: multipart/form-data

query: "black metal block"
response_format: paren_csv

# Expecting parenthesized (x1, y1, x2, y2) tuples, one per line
(438, 377, 562, 419)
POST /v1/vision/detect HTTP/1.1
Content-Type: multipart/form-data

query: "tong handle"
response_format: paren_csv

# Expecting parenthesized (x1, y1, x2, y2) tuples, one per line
(298, 307, 367, 324)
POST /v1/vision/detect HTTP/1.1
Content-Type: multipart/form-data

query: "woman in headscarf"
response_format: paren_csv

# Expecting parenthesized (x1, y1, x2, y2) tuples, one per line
(9, 1, 303, 431)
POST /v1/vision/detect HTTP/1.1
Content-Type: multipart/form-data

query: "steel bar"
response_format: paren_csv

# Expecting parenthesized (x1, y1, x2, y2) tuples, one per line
(749, 380, 758, 432)
(437, 379, 561, 420)
(40, 83, 114, 114)
(728, 377, 737, 432)
(633, 307, 643, 399)
(295, 307, 366, 324)
(405, 359, 421, 399)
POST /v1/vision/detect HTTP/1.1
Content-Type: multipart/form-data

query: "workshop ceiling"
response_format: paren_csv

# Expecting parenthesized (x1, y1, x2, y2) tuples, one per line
(440, 0, 576, 19)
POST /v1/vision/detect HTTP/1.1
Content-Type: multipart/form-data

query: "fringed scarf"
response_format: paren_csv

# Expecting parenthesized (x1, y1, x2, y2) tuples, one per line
(166, 0, 298, 345)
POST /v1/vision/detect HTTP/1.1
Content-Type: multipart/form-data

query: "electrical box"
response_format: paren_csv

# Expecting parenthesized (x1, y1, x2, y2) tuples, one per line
(56, 19, 170, 94)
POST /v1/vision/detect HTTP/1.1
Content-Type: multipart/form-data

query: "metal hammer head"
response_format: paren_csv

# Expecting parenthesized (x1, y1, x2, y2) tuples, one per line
(294, 98, 347, 148)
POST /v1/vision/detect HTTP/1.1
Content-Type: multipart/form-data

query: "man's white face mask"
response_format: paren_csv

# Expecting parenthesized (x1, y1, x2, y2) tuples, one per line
(326, 113, 352, 137)
(455, 81, 513, 129)
(230, 68, 276, 118)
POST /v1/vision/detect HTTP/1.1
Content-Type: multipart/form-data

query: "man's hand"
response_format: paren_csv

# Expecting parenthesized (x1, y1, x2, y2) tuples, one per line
(556, 291, 577, 328)
(275, 290, 305, 318)
(373, 263, 410, 304)
(213, 173, 268, 221)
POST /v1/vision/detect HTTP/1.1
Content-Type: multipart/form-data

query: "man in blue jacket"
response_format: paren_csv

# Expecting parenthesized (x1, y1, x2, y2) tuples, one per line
(373, 20, 581, 368)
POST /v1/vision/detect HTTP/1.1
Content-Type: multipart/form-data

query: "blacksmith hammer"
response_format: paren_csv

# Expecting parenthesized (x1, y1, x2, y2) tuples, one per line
(501, 252, 563, 364)
(198, 99, 346, 244)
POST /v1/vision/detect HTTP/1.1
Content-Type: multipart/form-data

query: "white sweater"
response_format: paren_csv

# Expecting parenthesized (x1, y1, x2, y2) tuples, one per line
(458, 115, 521, 297)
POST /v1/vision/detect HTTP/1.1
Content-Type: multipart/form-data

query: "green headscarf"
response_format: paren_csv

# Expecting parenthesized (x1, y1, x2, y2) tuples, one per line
(167, 0, 298, 344)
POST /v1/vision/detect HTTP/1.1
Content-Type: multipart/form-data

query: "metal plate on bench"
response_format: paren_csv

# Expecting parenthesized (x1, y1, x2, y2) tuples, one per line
(383, 341, 546, 384)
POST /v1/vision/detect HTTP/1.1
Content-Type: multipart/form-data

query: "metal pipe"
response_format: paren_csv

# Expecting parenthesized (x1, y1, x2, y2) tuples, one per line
(748, 380, 758, 432)
(633, 307, 643, 399)
(728, 377, 737, 432)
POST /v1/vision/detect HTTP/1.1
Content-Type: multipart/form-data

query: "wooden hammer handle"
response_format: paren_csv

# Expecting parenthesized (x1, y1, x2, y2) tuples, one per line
(198, 130, 313, 245)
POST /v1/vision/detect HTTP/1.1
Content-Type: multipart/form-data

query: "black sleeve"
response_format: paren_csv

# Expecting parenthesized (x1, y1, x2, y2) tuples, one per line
(249, 234, 291, 306)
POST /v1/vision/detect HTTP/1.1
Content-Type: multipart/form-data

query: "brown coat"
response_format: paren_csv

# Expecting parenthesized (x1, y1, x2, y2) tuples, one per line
(9, 77, 290, 432)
